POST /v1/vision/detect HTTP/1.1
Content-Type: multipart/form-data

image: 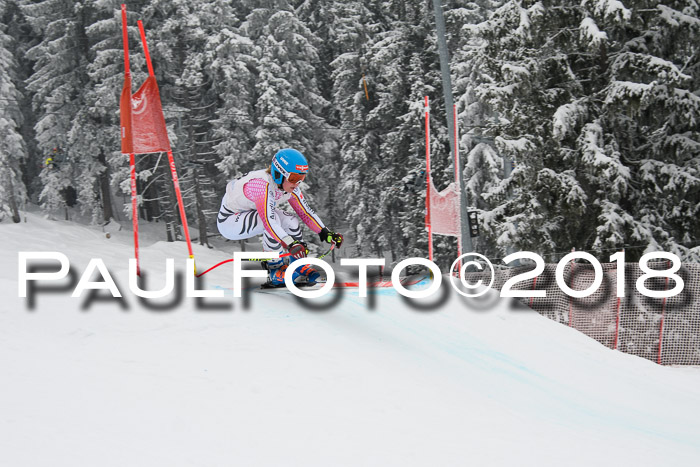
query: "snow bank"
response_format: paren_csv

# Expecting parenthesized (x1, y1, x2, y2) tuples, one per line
(1, 213, 699, 466)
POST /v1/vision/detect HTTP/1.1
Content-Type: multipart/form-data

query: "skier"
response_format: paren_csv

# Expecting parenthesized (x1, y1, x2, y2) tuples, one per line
(216, 148, 343, 287)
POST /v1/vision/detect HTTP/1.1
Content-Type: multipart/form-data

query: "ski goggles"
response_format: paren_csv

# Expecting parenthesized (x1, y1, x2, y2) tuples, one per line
(286, 172, 306, 184)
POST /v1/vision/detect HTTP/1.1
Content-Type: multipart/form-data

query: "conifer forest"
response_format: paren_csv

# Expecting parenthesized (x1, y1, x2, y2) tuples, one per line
(1, 0, 698, 267)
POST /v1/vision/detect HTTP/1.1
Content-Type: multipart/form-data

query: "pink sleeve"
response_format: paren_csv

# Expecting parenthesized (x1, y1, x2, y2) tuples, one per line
(289, 190, 325, 234)
(243, 179, 289, 246)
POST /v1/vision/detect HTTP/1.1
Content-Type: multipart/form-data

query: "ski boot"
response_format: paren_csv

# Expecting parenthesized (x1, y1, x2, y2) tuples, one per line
(294, 263, 321, 286)
(263, 258, 321, 288)
(264, 257, 287, 288)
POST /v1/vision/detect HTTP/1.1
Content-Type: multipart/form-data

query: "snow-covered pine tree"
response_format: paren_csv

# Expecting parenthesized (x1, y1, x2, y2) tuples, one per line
(0, 0, 27, 223)
(21, 0, 92, 219)
(448, 0, 505, 259)
(381, 0, 451, 266)
(455, 1, 588, 260)
(128, 0, 196, 241)
(236, 0, 328, 229)
(296, 0, 344, 254)
(334, 0, 447, 265)
(141, 0, 236, 245)
(570, 0, 700, 363)
(2, 0, 39, 207)
(170, 82, 222, 248)
(246, 1, 327, 158)
(328, 0, 383, 257)
(296, 0, 338, 118)
(67, 1, 126, 224)
(207, 5, 257, 180)
(582, 0, 700, 261)
(456, 0, 700, 262)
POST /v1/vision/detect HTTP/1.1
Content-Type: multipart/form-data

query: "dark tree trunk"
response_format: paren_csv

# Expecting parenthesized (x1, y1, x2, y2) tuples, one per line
(98, 150, 114, 222)
(193, 168, 210, 247)
(7, 176, 21, 223)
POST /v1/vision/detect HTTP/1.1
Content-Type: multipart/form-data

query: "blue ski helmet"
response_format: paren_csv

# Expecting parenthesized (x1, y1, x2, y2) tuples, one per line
(271, 148, 309, 185)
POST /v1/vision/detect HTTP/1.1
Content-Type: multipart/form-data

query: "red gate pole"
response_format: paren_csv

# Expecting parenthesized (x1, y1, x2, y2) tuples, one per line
(425, 97, 433, 262)
(529, 276, 538, 309)
(453, 104, 462, 275)
(138, 20, 195, 268)
(121, 5, 140, 275)
(166, 150, 195, 262)
(137, 21, 155, 76)
(129, 153, 140, 275)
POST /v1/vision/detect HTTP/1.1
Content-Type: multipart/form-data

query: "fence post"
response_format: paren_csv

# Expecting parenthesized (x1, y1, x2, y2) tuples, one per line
(529, 275, 538, 309)
(614, 296, 621, 350)
(568, 248, 576, 328)
(613, 250, 624, 350)
(657, 260, 671, 365)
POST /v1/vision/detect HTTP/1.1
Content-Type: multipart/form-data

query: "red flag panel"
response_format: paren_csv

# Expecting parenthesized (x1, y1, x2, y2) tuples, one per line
(130, 75, 171, 154)
(429, 181, 461, 237)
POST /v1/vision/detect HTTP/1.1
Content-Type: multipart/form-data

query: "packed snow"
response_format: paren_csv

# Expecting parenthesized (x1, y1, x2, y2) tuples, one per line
(1, 212, 700, 466)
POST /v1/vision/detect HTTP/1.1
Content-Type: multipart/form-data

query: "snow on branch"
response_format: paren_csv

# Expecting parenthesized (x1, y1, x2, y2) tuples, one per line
(639, 160, 700, 193)
(578, 122, 630, 197)
(514, 2, 545, 39)
(657, 4, 700, 28)
(553, 101, 588, 141)
(612, 52, 691, 84)
(583, 0, 632, 23)
(593, 200, 634, 248)
(580, 17, 608, 48)
(604, 80, 652, 105)
(495, 136, 534, 156)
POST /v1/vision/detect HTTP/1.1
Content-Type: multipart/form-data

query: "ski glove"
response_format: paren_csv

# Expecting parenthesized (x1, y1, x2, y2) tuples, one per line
(319, 228, 343, 248)
(287, 240, 309, 260)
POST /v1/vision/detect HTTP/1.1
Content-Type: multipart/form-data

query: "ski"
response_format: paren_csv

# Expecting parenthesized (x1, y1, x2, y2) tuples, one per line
(212, 275, 429, 295)
(254, 274, 428, 292)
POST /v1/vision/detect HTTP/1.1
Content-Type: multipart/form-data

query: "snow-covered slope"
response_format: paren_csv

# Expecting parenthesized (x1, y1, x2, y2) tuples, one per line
(1, 213, 699, 467)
